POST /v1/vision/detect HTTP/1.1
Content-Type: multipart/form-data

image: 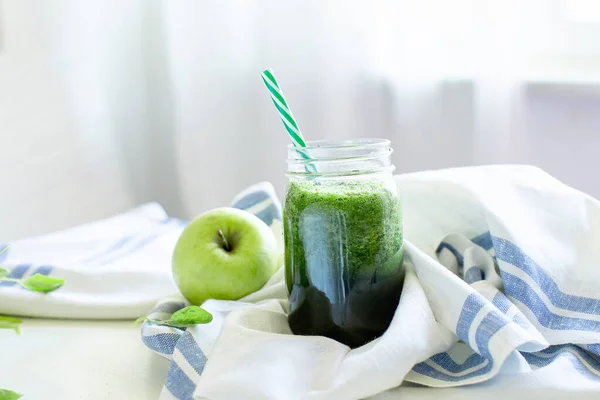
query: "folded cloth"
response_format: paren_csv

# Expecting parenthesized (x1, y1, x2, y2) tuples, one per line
(141, 166, 600, 400)
(0, 202, 186, 319)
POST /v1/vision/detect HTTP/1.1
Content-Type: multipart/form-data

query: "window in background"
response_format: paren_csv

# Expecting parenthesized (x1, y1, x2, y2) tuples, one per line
(2, 0, 600, 239)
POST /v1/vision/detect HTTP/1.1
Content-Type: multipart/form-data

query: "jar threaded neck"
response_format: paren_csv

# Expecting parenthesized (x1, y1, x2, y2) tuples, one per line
(286, 138, 394, 177)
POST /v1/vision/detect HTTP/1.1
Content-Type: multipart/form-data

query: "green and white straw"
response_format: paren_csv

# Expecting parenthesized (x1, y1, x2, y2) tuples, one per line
(261, 69, 316, 172)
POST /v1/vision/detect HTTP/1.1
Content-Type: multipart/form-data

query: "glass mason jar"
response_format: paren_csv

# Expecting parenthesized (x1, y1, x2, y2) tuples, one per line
(284, 138, 404, 348)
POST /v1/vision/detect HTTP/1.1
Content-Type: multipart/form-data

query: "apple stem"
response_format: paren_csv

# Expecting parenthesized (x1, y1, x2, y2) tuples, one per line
(217, 230, 231, 252)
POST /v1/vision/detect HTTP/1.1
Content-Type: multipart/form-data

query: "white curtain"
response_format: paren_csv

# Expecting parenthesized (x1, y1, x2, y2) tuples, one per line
(2, 0, 600, 239)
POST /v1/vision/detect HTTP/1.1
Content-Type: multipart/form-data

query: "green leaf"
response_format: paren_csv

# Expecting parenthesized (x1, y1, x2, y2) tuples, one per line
(134, 306, 213, 328)
(19, 274, 64, 293)
(0, 389, 23, 400)
(0, 315, 21, 335)
(170, 306, 213, 325)
(0, 315, 21, 323)
(0, 323, 21, 335)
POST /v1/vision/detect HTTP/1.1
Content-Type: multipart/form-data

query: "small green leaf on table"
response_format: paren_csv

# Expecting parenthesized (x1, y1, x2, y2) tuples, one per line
(19, 274, 64, 293)
(0, 316, 22, 335)
(134, 306, 213, 328)
(0, 323, 21, 335)
(0, 389, 23, 400)
(0, 316, 21, 323)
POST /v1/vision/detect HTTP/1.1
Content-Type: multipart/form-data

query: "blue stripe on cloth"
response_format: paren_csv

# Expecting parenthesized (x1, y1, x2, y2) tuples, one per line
(176, 331, 207, 375)
(456, 293, 487, 345)
(0, 264, 31, 287)
(523, 345, 600, 379)
(254, 205, 280, 226)
(437, 242, 464, 267)
(465, 267, 483, 284)
(231, 190, 270, 210)
(492, 292, 512, 314)
(161, 217, 190, 227)
(523, 352, 600, 380)
(118, 233, 162, 256)
(492, 292, 530, 329)
(540, 344, 596, 360)
(494, 237, 600, 315)
(142, 332, 181, 356)
(85, 218, 182, 265)
(165, 362, 197, 400)
(586, 344, 600, 356)
(412, 358, 490, 382)
(413, 308, 507, 382)
(81, 235, 134, 263)
(90, 232, 164, 266)
(0, 244, 8, 262)
(429, 352, 487, 373)
(513, 314, 530, 328)
(503, 271, 600, 331)
(472, 232, 493, 250)
(31, 265, 53, 276)
(475, 310, 508, 357)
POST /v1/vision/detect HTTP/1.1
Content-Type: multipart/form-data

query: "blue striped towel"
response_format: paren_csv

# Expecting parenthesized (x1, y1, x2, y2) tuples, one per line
(141, 167, 600, 399)
(3, 167, 597, 399)
(0, 202, 187, 319)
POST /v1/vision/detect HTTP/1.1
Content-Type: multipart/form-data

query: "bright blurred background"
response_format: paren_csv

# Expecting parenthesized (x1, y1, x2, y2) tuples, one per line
(2, 0, 600, 240)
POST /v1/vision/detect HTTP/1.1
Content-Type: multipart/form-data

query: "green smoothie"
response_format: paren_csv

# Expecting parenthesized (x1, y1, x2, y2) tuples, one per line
(284, 179, 404, 348)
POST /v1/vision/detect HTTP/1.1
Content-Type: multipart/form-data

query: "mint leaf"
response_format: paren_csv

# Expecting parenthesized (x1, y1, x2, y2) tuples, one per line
(0, 389, 23, 400)
(19, 274, 64, 293)
(0, 269, 65, 294)
(0, 323, 21, 335)
(134, 306, 212, 328)
(0, 316, 21, 323)
(170, 306, 213, 325)
(0, 315, 21, 335)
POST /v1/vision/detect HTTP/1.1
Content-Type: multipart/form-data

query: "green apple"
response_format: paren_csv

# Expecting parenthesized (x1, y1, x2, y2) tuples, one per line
(172, 207, 280, 305)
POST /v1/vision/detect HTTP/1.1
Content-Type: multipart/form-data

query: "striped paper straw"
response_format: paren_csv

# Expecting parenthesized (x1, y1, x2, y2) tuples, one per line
(261, 69, 316, 172)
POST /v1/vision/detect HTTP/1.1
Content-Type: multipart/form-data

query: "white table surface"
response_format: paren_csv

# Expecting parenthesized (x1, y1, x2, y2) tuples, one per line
(1, 319, 169, 399)
(3, 319, 598, 400)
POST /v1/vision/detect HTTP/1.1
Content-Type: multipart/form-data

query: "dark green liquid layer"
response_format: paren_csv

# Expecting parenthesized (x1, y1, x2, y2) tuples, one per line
(284, 180, 404, 348)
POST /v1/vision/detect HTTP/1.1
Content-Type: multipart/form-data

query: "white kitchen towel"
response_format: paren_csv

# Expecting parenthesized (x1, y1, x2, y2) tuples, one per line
(141, 165, 600, 400)
(0, 202, 185, 318)
(0, 182, 282, 319)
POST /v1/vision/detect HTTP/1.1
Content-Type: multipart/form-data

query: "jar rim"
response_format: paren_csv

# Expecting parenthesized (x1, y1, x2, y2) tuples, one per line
(287, 138, 390, 151)
(286, 138, 394, 177)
